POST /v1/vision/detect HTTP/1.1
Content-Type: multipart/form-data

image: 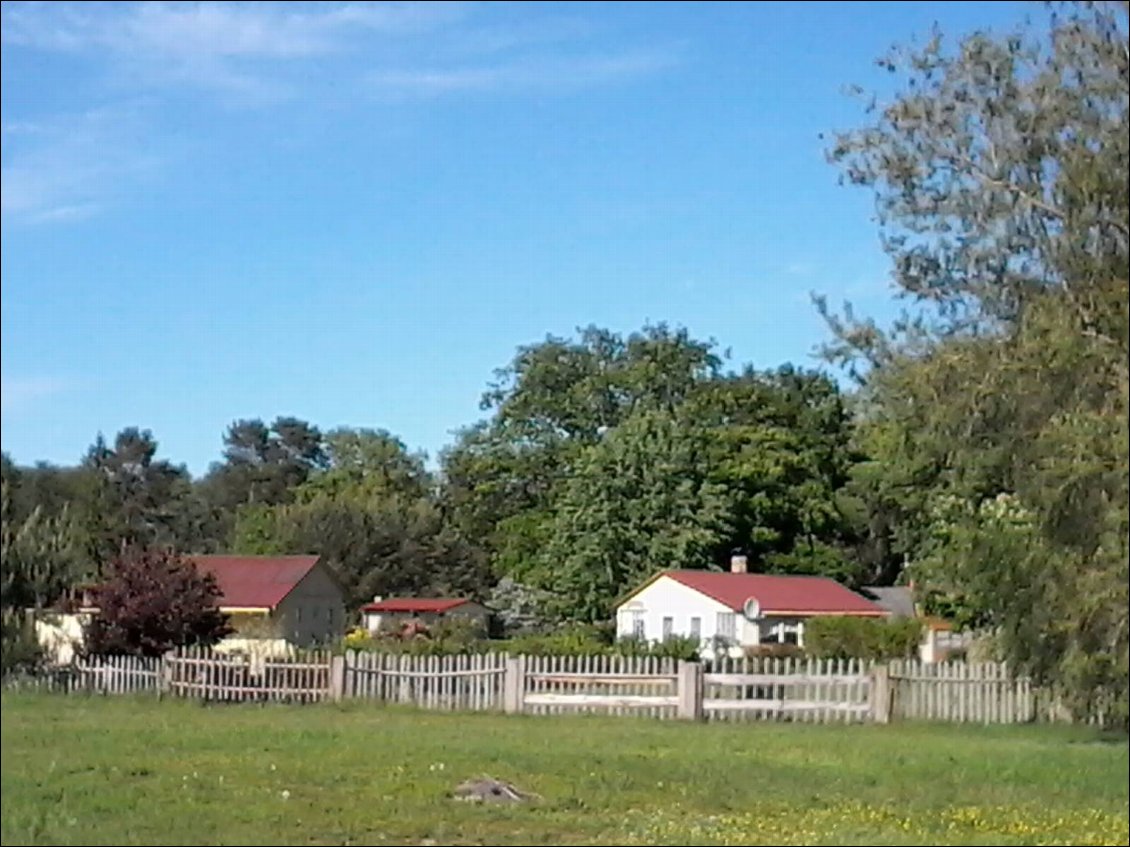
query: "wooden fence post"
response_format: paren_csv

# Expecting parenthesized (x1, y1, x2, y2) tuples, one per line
(157, 651, 173, 700)
(503, 655, 526, 714)
(329, 653, 346, 702)
(869, 664, 892, 724)
(676, 661, 704, 721)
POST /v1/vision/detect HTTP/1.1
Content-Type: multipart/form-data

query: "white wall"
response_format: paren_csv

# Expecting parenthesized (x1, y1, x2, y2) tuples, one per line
(34, 612, 90, 665)
(616, 577, 821, 657)
(616, 576, 735, 652)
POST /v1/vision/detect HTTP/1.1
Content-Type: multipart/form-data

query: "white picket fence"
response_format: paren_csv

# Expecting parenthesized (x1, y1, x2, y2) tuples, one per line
(704, 656, 875, 723)
(2, 654, 162, 694)
(2, 650, 1099, 726)
(889, 659, 1039, 723)
(512, 654, 683, 718)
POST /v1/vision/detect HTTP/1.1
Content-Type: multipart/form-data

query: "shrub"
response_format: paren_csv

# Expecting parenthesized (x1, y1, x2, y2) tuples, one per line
(339, 618, 705, 661)
(805, 616, 924, 660)
(84, 546, 232, 657)
(0, 610, 43, 675)
(342, 617, 490, 656)
(616, 634, 702, 661)
(504, 623, 613, 656)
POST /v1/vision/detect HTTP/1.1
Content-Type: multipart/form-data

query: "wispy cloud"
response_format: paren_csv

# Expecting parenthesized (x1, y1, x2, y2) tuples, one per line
(1, 105, 162, 225)
(3, 2, 674, 101)
(367, 50, 676, 98)
(1, 2, 678, 221)
(1, 2, 469, 99)
(0, 376, 71, 415)
(1, 2, 469, 55)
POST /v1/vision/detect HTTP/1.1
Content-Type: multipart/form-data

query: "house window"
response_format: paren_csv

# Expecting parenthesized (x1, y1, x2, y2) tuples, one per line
(690, 617, 701, 640)
(632, 610, 645, 640)
(662, 616, 674, 640)
(313, 607, 320, 620)
(768, 621, 802, 645)
(716, 612, 736, 641)
(296, 607, 303, 622)
(328, 607, 334, 625)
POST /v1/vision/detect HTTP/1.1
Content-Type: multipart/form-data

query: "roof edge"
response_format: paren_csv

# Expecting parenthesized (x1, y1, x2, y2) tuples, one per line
(360, 598, 473, 612)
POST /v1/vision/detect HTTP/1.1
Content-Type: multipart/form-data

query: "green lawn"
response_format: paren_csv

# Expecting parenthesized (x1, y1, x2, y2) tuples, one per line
(1, 693, 1126, 846)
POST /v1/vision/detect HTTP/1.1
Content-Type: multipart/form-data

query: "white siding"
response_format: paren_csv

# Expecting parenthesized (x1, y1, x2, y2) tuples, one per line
(615, 576, 733, 650)
(34, 612, 91, 665)
(615, 577, 824, 656)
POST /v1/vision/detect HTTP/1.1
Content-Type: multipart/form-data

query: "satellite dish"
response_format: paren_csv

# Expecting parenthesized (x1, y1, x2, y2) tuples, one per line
(743, 597, 761, 620)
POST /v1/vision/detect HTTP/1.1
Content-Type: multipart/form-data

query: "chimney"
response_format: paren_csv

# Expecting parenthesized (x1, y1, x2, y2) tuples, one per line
(730, 551, 748, 574)
(372, 595, 383, 604)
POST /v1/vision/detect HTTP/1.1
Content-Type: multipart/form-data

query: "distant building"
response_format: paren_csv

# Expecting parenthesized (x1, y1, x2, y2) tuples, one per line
(34, 554, 346, 664)
(615, 554, 888, 657)
(360, 597, 491, 634)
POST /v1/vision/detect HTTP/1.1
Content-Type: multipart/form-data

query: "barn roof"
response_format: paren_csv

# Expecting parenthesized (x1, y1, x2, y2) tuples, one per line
(360, 598, 474, 614)
(640, 570, 887, 617)
(188, 555, 321, 610)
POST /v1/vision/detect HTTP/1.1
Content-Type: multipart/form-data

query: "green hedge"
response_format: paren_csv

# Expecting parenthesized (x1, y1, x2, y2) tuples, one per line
(341, 620, 702, 660)
(804, 616, 923, 660)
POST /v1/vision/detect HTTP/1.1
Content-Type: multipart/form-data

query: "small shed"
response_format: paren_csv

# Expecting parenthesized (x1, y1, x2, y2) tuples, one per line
(360, 597, 490, 634)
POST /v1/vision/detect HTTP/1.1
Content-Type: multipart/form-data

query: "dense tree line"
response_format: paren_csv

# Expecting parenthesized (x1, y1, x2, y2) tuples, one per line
(0, 336, 866, 616)
(1, 1, 1124, 723)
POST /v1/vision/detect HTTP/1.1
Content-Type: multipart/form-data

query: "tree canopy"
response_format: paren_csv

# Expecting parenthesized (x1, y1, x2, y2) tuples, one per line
(819, 0, 1128, 722)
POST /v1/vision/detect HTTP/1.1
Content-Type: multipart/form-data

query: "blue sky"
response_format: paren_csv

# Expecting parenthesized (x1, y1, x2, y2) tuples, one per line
(1, 1, 1033, 476)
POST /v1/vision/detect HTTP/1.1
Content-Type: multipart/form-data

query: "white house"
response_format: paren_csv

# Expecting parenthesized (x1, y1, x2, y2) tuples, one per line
(359, 597, 491, 634)
(615, 555, 887, 656)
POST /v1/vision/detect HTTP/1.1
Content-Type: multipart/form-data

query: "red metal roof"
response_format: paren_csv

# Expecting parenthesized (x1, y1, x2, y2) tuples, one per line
(662, 570, 887, 616)
(360, 598, 472, 614)
(188, 555, 321, 609)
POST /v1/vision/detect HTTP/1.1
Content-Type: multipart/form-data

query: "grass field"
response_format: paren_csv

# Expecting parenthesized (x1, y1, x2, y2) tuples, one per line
(1, 693, 1126, 846)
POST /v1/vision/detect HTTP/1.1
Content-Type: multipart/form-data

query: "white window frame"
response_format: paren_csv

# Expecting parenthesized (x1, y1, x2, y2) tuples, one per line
(716, 611, 736, 642)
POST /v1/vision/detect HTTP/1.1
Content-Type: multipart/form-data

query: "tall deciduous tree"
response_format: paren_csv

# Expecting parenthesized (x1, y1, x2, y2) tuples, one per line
(533, 409, 732, 622)
(442, 324, 724, 560)
(820, 1, 1128, 722)
(298, 428, 430, 503)
(445, 324, 864, 617)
